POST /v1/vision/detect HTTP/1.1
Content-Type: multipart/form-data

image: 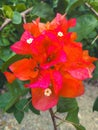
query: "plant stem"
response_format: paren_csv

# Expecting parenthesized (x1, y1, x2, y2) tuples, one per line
(49, 108, 57, 130)
(0, 7, 33, 31)
(85, 2, 98, 17)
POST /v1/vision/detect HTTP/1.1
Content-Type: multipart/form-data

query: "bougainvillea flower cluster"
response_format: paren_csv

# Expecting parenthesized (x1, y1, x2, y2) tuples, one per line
(4, 13, 97, 111)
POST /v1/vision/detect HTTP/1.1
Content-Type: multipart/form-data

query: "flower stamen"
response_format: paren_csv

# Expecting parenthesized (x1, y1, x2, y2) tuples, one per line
(58, 31, 64, 37)
(26, 38, 33, 44)
(44, 88, 52, 96)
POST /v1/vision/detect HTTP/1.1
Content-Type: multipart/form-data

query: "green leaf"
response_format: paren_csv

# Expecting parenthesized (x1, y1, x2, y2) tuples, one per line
(0, 80, 29, 111)
(12, 11, 22, 24)
(14, 109, 24, 123)
(66, 107, 79, 124)
(3, 5, 13, 18)
(6, 105, 16, 113)
(93, 61, 98, 79)
(1, 54, 28, 72)
(70, 14, 98, 41)
(29, 100, 40, 115)
(15, 3, 26, 12)
(0, 38, 10, 46)
(57, 97, 78, 113)
(66, 107, 86, 130)
(15, 99, 29, 112)
(66, 0, 84, 13)
(0, 59, 4, 69)
(93, 96, 98, 112)
(0, 92, 12, 109)
(0, 47, 14, 62)
(89, 1, 98, 12)
(54, 0, 68, 14)
(31, 2, 54, 20)
(0, 72, 6, 89)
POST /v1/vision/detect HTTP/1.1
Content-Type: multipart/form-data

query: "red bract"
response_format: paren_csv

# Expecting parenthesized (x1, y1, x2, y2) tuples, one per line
(4, 13, 97, 111)
(11, 31, 34, 55)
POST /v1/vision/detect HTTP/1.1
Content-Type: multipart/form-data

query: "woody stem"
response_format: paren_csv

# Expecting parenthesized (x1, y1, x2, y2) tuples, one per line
(49, 108, 57, 130)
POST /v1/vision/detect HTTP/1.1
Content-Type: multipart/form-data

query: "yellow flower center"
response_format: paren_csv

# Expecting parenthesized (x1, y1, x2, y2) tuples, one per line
(44, 88, 52, 96)
(26, 38, 33, 44)
(58, 31, 64, 37)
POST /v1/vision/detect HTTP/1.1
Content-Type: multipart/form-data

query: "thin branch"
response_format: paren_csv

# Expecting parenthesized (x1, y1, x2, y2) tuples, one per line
(49, 109, 57, 130)
(55, 115, 81, 128)
(91, 35, 98, 45)
(85, 2, 98, 17)
(23, 99, 32, 110)
(0, 7, 33, 31)
(54, 115, 66, 126)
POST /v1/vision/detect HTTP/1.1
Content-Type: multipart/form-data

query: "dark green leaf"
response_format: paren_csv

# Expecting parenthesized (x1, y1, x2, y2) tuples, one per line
(0, 72, 6, 89)
(70, 14, 98, 41)
(0, 47, 14, 62)
(12, 11, 22, 24)
(15, 98, 29, 112)
(14, 109, 24, 123)
(6, 105, 16, 113)
(0, 38, 10, 46)
(93, 96, 98, 112)
(29, 100, 40, 115)
(54, 0, 68, 14)
(0, 59, 4, 69)
(93, 61, 98, 79)
(0, 92, 12, 109)
(0, 80, 29, 111)
(66, 107, 86, 130)
(57, 97, 78, 113)
(66, 107, 79, 124)
(31, 2, 54, 20)
(66, 0, 84, 13)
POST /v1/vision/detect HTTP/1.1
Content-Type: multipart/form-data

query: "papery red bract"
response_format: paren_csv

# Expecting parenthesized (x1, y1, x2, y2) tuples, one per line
(26, 70, 50, 89)
(11, 31, 34, 55)
(31, 88, 58, 111)
(4, 71, 16, 83)
(9, 58, 39, 80)
(60, 73, 84, 97)
(4, 13, 97, 111)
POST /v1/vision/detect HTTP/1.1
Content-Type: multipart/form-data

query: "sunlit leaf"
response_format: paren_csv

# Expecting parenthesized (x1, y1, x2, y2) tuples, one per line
(3, 5, 13, 18)
(89, 1, 98, 12)
(15, 3, 26, 12)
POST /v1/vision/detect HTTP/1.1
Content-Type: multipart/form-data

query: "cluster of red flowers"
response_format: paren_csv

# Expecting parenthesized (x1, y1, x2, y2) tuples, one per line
(4, 13, 97, 111)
